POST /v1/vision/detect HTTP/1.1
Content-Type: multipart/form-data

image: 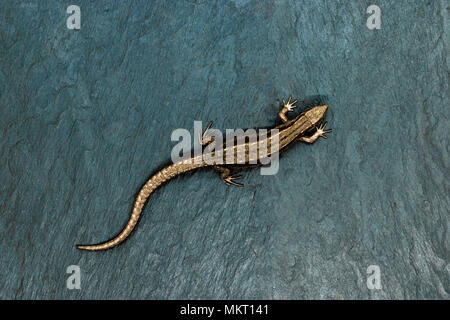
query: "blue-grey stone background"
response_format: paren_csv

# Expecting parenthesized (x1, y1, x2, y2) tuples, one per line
(0, 0, 448, 299)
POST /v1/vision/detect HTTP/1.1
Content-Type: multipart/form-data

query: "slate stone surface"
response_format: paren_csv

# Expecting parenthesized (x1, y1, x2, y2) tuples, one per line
(0, 0, 448, 299)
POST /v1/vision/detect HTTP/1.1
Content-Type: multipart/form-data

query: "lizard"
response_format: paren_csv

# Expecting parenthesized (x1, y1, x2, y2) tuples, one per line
(76, 97, 332, 251)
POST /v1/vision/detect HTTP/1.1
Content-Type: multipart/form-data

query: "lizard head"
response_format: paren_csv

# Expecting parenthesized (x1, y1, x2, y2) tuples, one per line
(303, 104, 328, 127)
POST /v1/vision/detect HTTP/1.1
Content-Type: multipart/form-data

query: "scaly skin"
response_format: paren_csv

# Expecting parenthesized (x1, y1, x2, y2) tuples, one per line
(76, 99, 331, 251)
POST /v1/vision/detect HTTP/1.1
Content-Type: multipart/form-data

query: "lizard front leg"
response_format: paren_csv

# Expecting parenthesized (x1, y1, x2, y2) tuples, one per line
(298, 121, 332, 143)
(214, 166, 244, 187)
(278, 96, 298, 123)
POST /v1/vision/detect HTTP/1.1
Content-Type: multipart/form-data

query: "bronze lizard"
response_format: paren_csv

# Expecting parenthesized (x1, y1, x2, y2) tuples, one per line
(76, 98, 331, 251)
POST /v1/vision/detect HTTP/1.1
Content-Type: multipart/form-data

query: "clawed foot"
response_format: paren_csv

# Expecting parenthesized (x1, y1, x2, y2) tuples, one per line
(282, 96, 298, 111)
(298, 121, 332, 144)
(279, 96, 299, 123)
(223, 174, 243, 187)
(316, 121, 332, 139)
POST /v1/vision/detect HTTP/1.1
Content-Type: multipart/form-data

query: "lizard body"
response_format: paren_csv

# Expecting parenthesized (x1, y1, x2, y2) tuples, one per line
(77, 99, 331, 251)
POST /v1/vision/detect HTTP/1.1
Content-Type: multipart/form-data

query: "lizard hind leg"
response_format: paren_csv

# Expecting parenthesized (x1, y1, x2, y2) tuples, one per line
(199, 121, 215, 146)
(214, 166, 244, 187)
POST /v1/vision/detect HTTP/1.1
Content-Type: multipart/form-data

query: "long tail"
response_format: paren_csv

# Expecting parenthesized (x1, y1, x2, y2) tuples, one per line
(76, 161, 204, 251)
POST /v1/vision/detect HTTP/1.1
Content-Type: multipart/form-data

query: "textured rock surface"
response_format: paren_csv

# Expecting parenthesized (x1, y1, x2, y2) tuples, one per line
(0, 0, 448, 299)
